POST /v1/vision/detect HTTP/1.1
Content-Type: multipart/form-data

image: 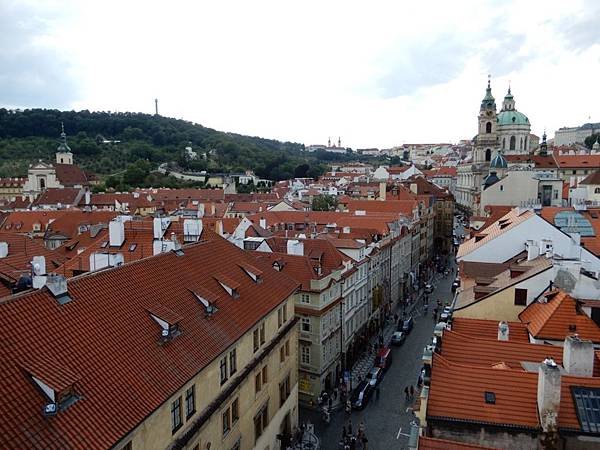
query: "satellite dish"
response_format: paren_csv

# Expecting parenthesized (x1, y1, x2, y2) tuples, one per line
(161, 329, 170, 337)
(44, 403, 58, 416)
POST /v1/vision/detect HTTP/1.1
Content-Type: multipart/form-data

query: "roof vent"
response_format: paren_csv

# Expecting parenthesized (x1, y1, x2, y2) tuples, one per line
(214, 275, 240, 298)
(46, 274, 71, 304)
(484, 391, 496, 404)
(239, 262, 263, 283)
(148, 304, 183, 342)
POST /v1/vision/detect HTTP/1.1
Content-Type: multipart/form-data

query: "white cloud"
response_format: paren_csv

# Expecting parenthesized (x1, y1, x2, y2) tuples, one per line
(3, 0, 600, 148)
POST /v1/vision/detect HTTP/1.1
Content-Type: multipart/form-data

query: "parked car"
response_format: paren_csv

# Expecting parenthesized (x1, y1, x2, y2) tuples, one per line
(424, 283, 434, 294)
(351, 380, 373, 410)
(375, 346, 393, 370)
(440, 306, 452, 321)
(365, 366, 383, 387)
(391, 331, 406, 346)
(402, 317, 414, 334)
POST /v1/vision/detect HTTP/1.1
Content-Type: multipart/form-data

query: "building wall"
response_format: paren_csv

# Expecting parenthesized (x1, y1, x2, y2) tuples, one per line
(123, 296, 298, 450)
(430, 422, 539, 450)
(480, 171, 539, 209)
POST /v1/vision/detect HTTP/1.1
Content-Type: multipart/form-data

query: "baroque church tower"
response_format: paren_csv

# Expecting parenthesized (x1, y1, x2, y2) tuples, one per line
(474, 77, 499, 163)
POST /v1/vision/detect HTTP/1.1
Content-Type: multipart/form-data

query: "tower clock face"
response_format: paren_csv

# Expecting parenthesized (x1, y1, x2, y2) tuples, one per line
(486, 111, 493, 116)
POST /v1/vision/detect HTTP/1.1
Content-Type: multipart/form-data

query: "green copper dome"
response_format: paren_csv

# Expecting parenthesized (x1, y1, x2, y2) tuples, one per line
(490, 152, 508, 169)
(497, 110, 529, 126)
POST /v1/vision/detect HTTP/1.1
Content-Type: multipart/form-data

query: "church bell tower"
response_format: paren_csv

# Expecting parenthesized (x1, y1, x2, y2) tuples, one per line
(474, 76, 498, 164)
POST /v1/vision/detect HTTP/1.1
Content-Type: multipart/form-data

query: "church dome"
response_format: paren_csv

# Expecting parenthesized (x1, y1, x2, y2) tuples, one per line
(497, 110, 529, 126)
(483, 172, 500, 189)
(490, 152, 508, 169)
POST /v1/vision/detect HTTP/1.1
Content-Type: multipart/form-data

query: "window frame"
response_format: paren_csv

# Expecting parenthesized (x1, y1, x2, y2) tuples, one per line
(301, 317, 311, 332)
(171, 396, 183, 434)
(514, 288, 528, 306)
(185, 384, 196, 419)
(220, 356, 228, 385)
(229, 348, 237, 376)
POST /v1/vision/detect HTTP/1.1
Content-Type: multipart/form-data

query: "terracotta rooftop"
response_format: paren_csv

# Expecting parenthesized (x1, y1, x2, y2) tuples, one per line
(538, 206, 600, 256)
(554, 154, 600, 169)
(33, 188, 83, 207)
(450, 318, 530, 343)
(55, 164, 89, 186)
(419, 436, 500, 450)
(579, 171, 600, 185)
(519, 291, 600, 343)
(0, 210, 68, 233)
(0, 232, 298, 449)
(457, 208, 535, 259)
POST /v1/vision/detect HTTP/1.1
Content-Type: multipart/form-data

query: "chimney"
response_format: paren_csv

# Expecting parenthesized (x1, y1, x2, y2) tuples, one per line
(211, 203, 216, 216)
(526, 240, 539, 261)
(259, 217, 267, 229)
(197, 203, 205, 218)
(31, 255, 47, 289)
(45, 273, 70, 304)
(215, 220, 224, 237)
(498, 321, 509, 341)
(0, 241, 8, 258)
(109, 220, 125, 247)
(379, 181, 387, 201)
(537, 358, 561, 433)
(183, 219, 203, 242)
(287, 239, 304, 256)
(563, 334, 594, 377)
(84, 189, 91, 206)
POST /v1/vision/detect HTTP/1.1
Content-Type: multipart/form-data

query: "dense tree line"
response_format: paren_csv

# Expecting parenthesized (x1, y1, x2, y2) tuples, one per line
(0, 108, 390, 188)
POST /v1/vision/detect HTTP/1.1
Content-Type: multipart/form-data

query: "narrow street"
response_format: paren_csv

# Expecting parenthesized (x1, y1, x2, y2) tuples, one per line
(299, 255, 458, 449)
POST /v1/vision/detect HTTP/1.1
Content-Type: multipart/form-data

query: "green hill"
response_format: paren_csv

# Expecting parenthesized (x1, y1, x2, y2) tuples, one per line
(0, 108, 358, 188)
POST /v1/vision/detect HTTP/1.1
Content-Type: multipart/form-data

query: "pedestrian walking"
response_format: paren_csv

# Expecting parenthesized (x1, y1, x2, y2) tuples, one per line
(345, 399, 352, 415)
(347, 419, 353, 436)
(410, 385, 415, 399)
(404, 386, 410, 401)
(362, 434, 369, 449)
(358, 421, 365, 437)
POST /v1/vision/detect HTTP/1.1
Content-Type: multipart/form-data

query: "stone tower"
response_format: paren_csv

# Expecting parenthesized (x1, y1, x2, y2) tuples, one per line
(474, 77, 498, 164)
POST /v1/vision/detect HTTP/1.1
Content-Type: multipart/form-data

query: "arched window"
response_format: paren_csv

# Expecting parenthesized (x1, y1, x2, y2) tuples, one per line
(520, 137, 524, 150)
(486, 122, 492, 134)
(503, 138, 506, 149)
(524, 136, 528, 150)
(595, 187, 600, 194)
(485, 149, 491, 161)
(39, 177, 46, 190)
(510, 136, 516, 150)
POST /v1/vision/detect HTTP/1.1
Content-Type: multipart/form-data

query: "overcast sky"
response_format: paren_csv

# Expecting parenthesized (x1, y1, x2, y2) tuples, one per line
(2, 0, 599, 148)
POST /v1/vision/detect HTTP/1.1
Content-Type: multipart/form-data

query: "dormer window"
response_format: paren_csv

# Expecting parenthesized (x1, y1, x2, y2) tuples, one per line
(214, 275, 240, 298)
(148, 304, 183, 342)
(189, 288, 219, 317)
(239, 262, 263, 283)
(21, 358, 81, 416)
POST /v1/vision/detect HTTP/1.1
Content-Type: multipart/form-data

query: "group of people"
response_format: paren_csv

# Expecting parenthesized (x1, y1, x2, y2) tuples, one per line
(403, 385, 415, 402)
(338, 419, 369, 449)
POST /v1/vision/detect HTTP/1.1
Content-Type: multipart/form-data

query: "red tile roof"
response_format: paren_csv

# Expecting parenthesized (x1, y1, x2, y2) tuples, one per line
(344, 199, 417, 216)
(33, 188, 83, 207)
(579, 171, 600, 185)
(44, 211, 117, 240)
(0, 232, 298, 449)
(450, 318, 530, 343)
(0, 210, 66, 233)
(519, 291, 600, 343)
(419, 436, 500, 450)
(55, 164, 89, 186)
(555, 154, 600, 169)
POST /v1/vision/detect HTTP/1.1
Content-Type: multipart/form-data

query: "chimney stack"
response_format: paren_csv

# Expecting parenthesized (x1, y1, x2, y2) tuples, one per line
(526, 240, 539, 261)
(109, 219, 125, 247)
(563, 334, 594, 377)
(537, 357, 561, 433)
(498, 321, 509, 341)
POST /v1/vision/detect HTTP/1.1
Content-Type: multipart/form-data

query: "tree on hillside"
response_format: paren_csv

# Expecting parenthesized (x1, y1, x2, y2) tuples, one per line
(312, 194, 338, 211)
(584, 133, 600, 149)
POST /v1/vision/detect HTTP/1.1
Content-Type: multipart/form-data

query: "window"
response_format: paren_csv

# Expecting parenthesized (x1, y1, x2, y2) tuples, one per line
(185, 385, 196, 419)
(285, 340, 290, 356)
(262, 365, 268, 384)
(122, 442, 132, 450)
(485, 148, 491, 162)
(260, 323, 265, 345)
(223, 408, 231, 435)
(283, 302, 287, 322)
(255, 373, 262, 393)
(253, 328, 259, 352)
(514, 288, 528, 306)
(256, 365, 268, 393)
(220, 357, 228, 385)
(171, 397, 183, 434)
(280, 374, 291, 407)
(595, 188, 600, 194)
(485, 121, 492, 133)
(280, 345, 285, 363)
(229, 349, 237, 376)
(254, 403, 269, 442)
(510, 136, 516, 151)
(573, 170, 577, 175)
(301, 293, 310, 304)
(231, 398, 239, 424)
(301, 345, 310, 364)
(278, 308, 283, 328)
(301, 317, 311, 332)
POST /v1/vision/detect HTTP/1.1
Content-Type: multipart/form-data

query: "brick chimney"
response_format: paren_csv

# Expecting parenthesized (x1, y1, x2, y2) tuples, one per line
(563, 334, 594, 377)
(497, 321, 509, 341)
(537, 357, 561, 433)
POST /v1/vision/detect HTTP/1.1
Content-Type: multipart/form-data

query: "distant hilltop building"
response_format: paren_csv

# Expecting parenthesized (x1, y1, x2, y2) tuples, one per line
(554, 122, 600, 146)
(306, 136, 348, 154)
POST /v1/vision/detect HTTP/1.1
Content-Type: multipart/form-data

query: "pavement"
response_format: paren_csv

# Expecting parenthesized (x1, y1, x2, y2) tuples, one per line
(300, 256, 457, 450)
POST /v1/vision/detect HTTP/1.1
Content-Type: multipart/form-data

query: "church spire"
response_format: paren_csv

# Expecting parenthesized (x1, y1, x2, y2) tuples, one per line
(57, 122, 71, 153)
(540, 129, 548, 156)
(481, 75, 496, 111)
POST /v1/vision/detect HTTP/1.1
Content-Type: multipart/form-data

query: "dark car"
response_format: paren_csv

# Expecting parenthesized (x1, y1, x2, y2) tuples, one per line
(391, 331, 406, 346)
(402, 317, 414, 334)
(365, 366, 383, 387)
(351, 380, 373, 410)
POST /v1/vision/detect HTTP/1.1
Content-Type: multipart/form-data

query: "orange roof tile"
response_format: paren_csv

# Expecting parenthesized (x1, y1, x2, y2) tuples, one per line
(0, 232, 298, 449)
(419, 436, 500, 450)
(519, 291, 600, 343)
(450, 318, 530, 343)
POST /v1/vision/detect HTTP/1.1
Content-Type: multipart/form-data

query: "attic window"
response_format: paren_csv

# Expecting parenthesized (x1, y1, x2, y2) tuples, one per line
(215, 275, 240, 298)
(148, 305, 183, 341)
(190, 289, 219, 317)
(484, 391, 496, 404)
(239, 262, 263, 283)
(129, 243, 137, 252)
